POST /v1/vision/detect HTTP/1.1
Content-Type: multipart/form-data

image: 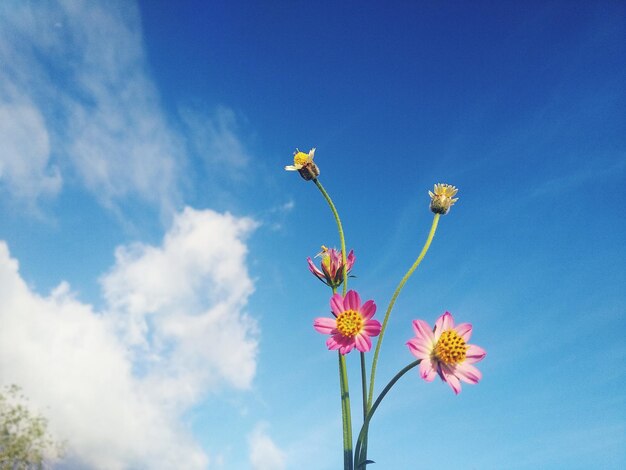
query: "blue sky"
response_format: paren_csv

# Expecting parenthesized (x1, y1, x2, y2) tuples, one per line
(0, 1, 625, 469)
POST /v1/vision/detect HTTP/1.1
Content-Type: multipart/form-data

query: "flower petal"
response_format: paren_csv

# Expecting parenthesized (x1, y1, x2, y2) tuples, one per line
(455, 363, 482, 384)
(407, 338, 432, 359)
(329, 333, 351, 351)
(439, 364, 462, 394)
(434, 312, 454, 339)
(339, 342, 354, 355)
(307, 258, 325, 279)
(326, 336, 341, 351)
(360, 300, 377, 320)
(363, 319, 381, 337)
(446, 375, 462, 394)
(329, 249, 342, 271)
(330, 293, 344, 316)
(412, 320, 435, 344)
(344, 290, 361, 311)
(465, 344, 486, 364)
(454, 322, 472, 342)
(419, 358, 437, 382)
(332, 333, 352, 348)
(313, 317, 337, 334)
(354, 333, 372, 352)
(346, 250, 356, 270)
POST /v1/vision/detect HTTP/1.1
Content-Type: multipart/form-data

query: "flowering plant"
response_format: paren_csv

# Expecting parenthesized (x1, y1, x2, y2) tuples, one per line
(286, 148, 486, 468)
(307, 246, 355, 289)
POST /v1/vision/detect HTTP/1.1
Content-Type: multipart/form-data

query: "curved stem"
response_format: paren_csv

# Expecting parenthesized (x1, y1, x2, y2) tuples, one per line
(367, 214, 440, 409)
(313, 178, 352, 469)
(355, 360, 421, 468)
(313, 179, 348, 295)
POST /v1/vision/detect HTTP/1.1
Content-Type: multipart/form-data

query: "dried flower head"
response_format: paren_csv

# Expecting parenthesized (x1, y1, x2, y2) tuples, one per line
(429, 183, 458, 214)
(285, 148, 319, 180)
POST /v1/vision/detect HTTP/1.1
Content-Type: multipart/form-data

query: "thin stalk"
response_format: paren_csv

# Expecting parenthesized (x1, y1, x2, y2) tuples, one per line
(313, 179, 348, 295)
(360, 353, 368, 420)
(360, 352, 368, 464)
(313, 178, 352, 469)
(355, 360, 421, 468)
(339, 353, 353, 470)
(367, 214, 440, 409)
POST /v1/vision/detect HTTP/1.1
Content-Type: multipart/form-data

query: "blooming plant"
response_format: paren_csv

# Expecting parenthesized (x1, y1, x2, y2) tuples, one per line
(307, 246, 355, 289)
(407, 312, 486, 395)
(286, 148, 486, 468)
(314, 290, 381, 355)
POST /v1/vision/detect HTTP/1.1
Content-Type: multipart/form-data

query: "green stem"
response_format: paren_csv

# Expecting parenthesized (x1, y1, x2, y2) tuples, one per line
(355, 360, 421, 468)
(367, 214, 440, 409)
(360, 352, 369, 464)
(313, 179, 348, 295)
(360, 353, 368, 420)
(339, 353, 353, 470)
(313, 178, 352, 470)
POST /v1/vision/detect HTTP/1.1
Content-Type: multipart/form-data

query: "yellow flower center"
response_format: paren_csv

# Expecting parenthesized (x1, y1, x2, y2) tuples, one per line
(434, 330, 468, 365)
(336, 309, 363, 338)
(294, 151, 310, 166)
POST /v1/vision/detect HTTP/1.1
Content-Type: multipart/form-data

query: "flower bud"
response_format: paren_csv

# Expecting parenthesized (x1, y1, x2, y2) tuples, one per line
(429, 184, 459, 214)
(307, 246, 355, 288)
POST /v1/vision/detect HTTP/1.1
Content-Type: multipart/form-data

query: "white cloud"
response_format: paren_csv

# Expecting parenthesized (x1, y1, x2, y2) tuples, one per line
(281, 200, 295, 212)
(102, 207, 259, 403)
(1, 1, 259, 217)
(180, 105, 252, 182)
(0, 207, 258, 469)
(0, 99, 61, 205)
(0, 1, 181, 214)
(249, 424, 287, 470)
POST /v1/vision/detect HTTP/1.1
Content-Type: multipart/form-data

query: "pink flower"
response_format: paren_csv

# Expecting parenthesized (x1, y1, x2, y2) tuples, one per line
(406, 312, 486, 394)
(307, 246, 355, 288)
(314, 290, 381, 355)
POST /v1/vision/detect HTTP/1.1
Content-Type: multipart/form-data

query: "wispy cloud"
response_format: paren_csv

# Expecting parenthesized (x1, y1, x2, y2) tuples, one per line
(0, 100, 61, 208)
(0, 207, 258, 468)
(0, 1, 183, 215)
(181, 105, 252, 179)
(248, 423, 287, 470)
(0, 1, 256, 219)
(0, 2, 272, 468)
(529, 157, 626, 199)
(262, 199, 295, 231)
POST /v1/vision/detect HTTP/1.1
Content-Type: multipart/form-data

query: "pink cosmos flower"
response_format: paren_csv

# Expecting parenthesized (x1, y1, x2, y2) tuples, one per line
(307, 246, 355, 288)
(406, 312, 486, 394)
(314, 290, 381, 355)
